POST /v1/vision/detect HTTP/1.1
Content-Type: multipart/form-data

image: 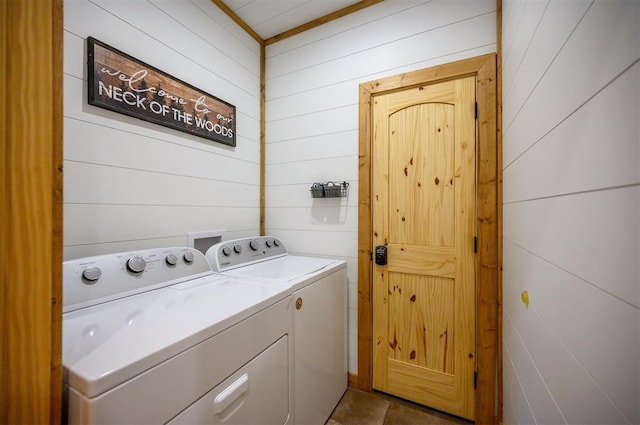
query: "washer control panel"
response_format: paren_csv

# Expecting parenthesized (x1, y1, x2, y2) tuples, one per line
(206, 236, 287, 272)
(63, 247, 212, 313)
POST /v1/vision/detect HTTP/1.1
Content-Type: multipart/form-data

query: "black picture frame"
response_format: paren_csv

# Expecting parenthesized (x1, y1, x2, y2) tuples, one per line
(87, 37, 236, 147)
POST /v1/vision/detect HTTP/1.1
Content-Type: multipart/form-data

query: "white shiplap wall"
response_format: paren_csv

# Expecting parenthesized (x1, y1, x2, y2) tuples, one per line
(502, 1, 640, 424)
(63, 0, 261, 260)
(265, 0, 497, 374)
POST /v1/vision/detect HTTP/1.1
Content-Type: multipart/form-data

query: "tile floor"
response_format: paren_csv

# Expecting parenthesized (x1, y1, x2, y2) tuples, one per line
(327, 388, 473, 425)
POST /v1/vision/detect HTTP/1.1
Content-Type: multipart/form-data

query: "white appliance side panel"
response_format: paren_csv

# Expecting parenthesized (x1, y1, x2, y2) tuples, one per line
(71, 297, 292, 425)
(293, 268, 348, 425)
(168, 335, 289, 425)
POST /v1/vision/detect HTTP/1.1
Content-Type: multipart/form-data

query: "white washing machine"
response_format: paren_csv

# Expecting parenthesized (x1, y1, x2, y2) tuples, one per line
(205, 236, 348, 425)
(62, 246, 293, 424)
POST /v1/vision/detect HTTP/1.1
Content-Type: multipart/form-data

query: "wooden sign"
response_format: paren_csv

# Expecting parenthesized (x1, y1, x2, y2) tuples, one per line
(87, 37, 236, 147)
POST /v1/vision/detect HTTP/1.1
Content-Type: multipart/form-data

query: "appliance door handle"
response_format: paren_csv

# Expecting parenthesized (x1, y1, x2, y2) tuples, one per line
(213, 374, 249, 414)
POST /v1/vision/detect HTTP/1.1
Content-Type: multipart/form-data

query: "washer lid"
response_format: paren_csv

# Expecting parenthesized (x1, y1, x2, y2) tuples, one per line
(222, 255, 345, 288)
(63, 274, 290, 398)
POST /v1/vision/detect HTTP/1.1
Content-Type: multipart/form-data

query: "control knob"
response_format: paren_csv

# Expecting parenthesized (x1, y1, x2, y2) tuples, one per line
(222, 247, 231, 257)
(273, 239, 280, 247)
(165, 253, 178, 266)
(82, 266, 102, 282)
(249, 240, 258, 251)
(265, 240, 272, 248)
(233, 245, 242, 254)
(127, 256, 146, 273)
(183, 251, 195, 264)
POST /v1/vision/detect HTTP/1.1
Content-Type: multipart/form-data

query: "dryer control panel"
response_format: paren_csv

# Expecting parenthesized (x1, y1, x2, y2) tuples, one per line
(206, 236, 287, 272)
(63, 247, 212, 312)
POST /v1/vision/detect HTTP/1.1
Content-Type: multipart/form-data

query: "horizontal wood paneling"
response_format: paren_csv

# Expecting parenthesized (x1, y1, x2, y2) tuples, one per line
(265, 0, 496, 376)
(267, 181, 358, 209)
(266, 204, 358, 231)
(504, 272, 630, 424)
(267, 13, 496, 99)
(504, 240, 640, 421)
(502, 1, 591, 123)
(503, 0, 639, 166)
(502, 346, 536, 425)
(266, 105, 357, 143)
(502, 1, 640, 424)
(65, 0, 259, 113)
(504, 61, 639, 203)
(266, 81, 356, 122)
(148, 0, 260, 73)
(64, 204, 258, 245)
(500, 0, 547, 95)
(63, 161, 259, 206)
(63, 0, 260, 259)
(504, 186, 639, 308)
(266, 156, 358, 186)
(266, 131, 359, 164)
(63, 116, 259, 185)
(502, 312, 564, 425)
(267, 0, 495, 74)
(270, 229, 357, 258)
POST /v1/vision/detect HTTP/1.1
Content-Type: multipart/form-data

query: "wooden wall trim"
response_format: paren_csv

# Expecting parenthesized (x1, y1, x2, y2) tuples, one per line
(0, 0, 7, 416)
(264, 0, 383, 45)
(50, 0, 64, 422)
(260, 43, 266, 235)
(357, 84, 373, 390)
(1, 0, 63, 423)
(357, 54, 499, 425)
(210, 0, 263, 44)
(496, 0, 504, 422)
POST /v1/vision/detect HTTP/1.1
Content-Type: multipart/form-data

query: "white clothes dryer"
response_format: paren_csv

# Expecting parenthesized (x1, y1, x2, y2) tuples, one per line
(62, 247, 293, 424)
(206, 236, 348, 425)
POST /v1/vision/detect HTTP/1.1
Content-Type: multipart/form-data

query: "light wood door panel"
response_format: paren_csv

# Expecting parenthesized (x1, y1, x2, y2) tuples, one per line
(372, 76, 476, 420)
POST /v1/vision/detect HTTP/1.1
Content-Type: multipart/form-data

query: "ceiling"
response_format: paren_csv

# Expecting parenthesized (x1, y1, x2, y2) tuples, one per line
(219, 0, 377, 42)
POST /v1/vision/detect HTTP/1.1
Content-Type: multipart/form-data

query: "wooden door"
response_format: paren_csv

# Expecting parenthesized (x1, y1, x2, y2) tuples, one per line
(372, 76, 476, 420)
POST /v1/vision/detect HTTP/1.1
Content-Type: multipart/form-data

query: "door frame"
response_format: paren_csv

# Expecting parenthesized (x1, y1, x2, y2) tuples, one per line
(357, 54, 499, 424)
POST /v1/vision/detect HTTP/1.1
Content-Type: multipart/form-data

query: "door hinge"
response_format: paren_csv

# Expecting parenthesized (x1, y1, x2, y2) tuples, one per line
(474, 236, 478, 253)
(474, 102, 478, 120)
(474, 371, 478, 389)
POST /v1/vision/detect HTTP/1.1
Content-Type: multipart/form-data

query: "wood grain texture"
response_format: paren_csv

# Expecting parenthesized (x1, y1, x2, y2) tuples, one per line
(496, 1, 503, 423)
(0, 0, 7, 415)
(358, 54, 499, 424)
(475, 55, 498, 425)
(371, 92, 390, 391)
(388, 272, 455, 372)
(388, 103, 455, 247)
(1, 0, 62, 423)
(372, 76, 476, 419)
(260, 43, 266, 235)
(50, 0, 64, 422)
(357, 84, 373, 390)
